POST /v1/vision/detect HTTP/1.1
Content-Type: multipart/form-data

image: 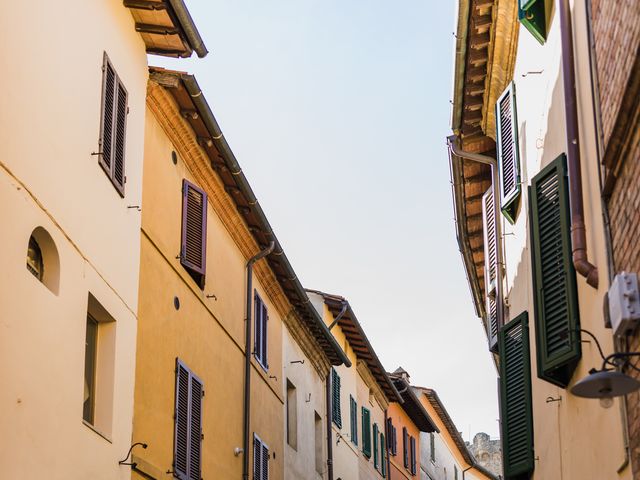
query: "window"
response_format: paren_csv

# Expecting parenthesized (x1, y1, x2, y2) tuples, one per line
(482, 187, 499, 352)
(495, 81, 520, 224)
(286, 379, 297, 449)
(331, 369, 342, 428)
(499, 312, 534, 479)
(403, 427, 409, 468)
(519, 0, 549, 44)
(529, 154, 581, 387)
(254, 292, 268, 370)
(174, 359, 203, 480)
(253, 434, 269, 480)
(26, 227, 60, 294)
(315, 412, 323, 474)
(83, 294, 116, 437)
(410, 435, 417, 475)
(180, 179, 207, 288)
(99, 52, 128, 196)
(387, 418, 397, 456)
(362, 407, 372, 458)
(430, 432, 435, 463)
(373, 423, 379, 469)
(350, 395, 358, 445)
(380, 432, 386, 477)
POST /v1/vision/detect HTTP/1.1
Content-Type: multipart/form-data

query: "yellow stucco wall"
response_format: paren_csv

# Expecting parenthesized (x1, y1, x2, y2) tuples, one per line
(131, 102, 284, 479)
(497, 1, 631, 479)
(0, 1, 148, 478)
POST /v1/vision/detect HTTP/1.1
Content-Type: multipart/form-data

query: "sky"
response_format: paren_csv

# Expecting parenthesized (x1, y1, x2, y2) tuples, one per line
(152, 0, 500, 439)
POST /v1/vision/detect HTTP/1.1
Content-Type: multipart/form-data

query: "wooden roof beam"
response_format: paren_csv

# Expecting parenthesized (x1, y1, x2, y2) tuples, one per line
(124, 0, 166, 10)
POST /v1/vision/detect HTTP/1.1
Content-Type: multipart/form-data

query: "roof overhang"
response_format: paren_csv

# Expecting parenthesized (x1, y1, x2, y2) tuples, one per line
(449, 0, 518, 322)
(125, 0, 208, 58)
(308, 290, 401, 402)
(148, 67, 350, 368)
(390, 376, 439, 433)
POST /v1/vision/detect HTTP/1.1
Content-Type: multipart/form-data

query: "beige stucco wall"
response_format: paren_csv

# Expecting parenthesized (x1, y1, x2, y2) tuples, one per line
(282, 326, 328, 479)
(0, 1, 148, 478)
(356, 366, 387, 479)
(131, 104, 284, 479)
(498, 1, 630, 479)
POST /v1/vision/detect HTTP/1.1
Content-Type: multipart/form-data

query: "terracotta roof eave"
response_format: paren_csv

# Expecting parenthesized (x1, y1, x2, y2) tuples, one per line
(451, 0, 471, 133)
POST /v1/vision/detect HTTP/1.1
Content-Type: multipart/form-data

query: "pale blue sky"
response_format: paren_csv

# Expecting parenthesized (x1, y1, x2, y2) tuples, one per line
(153, 0, 499, 439)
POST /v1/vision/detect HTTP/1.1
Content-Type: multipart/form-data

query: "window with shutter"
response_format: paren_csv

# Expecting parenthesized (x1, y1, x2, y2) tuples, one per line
(496, 82, 521, 224)
(519, 0, 549, 44)
(386, 418, 397, 456)
(254, 293, 269, 370)
(362, 407, 372, 458)
(350, 396, 358, 445)
(180, 179, 207, 288)
(373, 423, 379, 469)
(380, 432, 386, 477)
(99, 53, 128, 197)
(499, 312, 534, 478)
(482, 187, 500, 352)
(403, 427, 408, 469)
(253, 434, 269, 480)
(529, 154, 581, 387)
(332, 369, 342, 428)
(174, 359, 203, 480)
(410, 436, 417, 475)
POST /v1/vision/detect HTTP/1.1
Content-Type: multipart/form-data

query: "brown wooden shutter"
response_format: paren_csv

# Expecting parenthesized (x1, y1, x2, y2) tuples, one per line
(261, 442, 269, 480)
(403, 427, 408, 468)
(482, 187, 499, 352)
(99, 53, 127, 197)
(253, 435, 262, 479)
(174, 359, 203, 480)
(189, 375, 203, 480)
(496, 82, 520, 223)
(410, 436, 416, 475)
(181, 179, 207, 288)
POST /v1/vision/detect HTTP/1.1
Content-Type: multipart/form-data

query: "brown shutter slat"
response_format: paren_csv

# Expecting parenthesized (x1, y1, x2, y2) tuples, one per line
(189, 375, 203, 480)
(174, 360, 190, 479)
(100, 57, 115, 172)
(113, 79, 128, 194)
(261, 443, 269, 480)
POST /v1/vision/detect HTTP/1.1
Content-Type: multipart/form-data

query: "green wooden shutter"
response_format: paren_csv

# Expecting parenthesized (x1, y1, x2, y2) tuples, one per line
(362, 407, 371, 458)
(332, 369, 342, 428)
(529, 154, 581, 387)
(496, 82, 521, 224)
(373, 423, 379, 469)
(499, 312, 534, 479)
(350, 396, 358, 445)
(482, 186, 499, 352)
(519, 0, 549, 45)
(381, 432, 386, 477)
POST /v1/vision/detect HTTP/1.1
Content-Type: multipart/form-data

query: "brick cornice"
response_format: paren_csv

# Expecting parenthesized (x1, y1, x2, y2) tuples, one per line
(146, 81, 328, 376)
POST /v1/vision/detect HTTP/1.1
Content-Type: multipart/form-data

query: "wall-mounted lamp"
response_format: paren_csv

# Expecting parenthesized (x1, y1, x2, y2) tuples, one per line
(571, 353, 640, 408)
(118, 442, 148, 467)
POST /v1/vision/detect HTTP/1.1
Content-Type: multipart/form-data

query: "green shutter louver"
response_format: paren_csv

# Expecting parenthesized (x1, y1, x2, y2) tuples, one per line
(381, 432, 386, 477)
(482, 186, 499, 352)
(519, 0, 549, 45)
(496, 82, 521, 224)
(499, 312, 534, 479)
(332, 369, 342, 428)
(529, 154, 581, 388)
(362, 407, 372, 458)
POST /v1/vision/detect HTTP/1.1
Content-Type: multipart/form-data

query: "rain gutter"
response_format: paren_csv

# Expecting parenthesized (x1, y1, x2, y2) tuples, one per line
(167, 0, 208, 58)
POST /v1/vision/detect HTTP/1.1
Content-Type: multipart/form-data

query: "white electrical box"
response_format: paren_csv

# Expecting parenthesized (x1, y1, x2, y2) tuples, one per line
(609, 272, 640, 338)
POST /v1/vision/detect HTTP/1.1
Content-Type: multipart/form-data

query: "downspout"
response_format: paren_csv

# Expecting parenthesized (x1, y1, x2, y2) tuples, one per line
(462, 465, 472, 480)
(328, 301, 348, 331)
(242, 241, 275, 480)
(558, 0, 598, 288)
(326, 372, 334, 480)
(447, 135, 505, 335)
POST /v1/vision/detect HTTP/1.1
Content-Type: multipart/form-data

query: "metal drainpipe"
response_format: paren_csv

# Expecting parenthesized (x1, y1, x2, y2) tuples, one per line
(326, 372, 334, 480)
(558, 0, 598, 288)
(242, 241, 275, 480)
(328, 302, 348, 331)
(462, 465, 472, 480)
(447, 135, 505, 334)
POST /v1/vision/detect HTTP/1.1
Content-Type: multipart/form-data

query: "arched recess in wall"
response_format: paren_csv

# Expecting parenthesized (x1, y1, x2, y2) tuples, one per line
(26, 226, 60, 295)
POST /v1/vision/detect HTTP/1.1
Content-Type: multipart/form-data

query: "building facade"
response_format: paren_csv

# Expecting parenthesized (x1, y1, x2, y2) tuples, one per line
(448, 0, 632, 479)
(0, 1, 204, 478)
(589, 1, 640, 478)
(131, 70, 348, 480)
(466, 433, 502, 478)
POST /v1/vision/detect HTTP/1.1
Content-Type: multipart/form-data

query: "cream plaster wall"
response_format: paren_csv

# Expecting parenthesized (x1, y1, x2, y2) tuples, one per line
(282, 327, 328, 479)
(0, 1, 147, 478)
(132, 105, 284, 479)
(497, 1, 629, 479)
(356, 366, 386, 479)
